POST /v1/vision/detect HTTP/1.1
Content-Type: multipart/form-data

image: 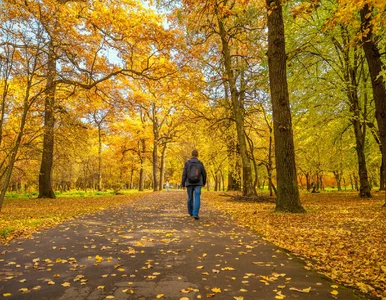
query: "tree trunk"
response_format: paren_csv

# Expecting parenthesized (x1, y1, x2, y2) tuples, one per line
(129, 168, 134, 189)
(227, 139, 241, 191)
(159, 144, 167, 191)
(97, 125, 102, 191)
(360, 4, 386, 205)
(266, 0, 305, 212)
(380, 161, 385, 190)
(217, 17, 256, 197)
(38, 45, 56, 199)
(0, 84, 31, 211)
(152, 141, 159, 192)
(138, 139, 146, 191)
(151, 104, 159, 192)
(340, 29, 372, 198)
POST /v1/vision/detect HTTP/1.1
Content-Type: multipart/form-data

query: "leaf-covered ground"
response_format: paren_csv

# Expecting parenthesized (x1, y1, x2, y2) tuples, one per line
(0, 192, 367, 299)
(206, 191, 386, 298)
(0, 193, 148, 244)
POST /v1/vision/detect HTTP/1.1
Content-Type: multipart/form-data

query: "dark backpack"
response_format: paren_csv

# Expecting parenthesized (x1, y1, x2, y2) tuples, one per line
(187, 161, 201, 183)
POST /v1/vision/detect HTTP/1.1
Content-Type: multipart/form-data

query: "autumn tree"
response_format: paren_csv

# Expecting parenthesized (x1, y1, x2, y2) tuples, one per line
(0, 11, 47, 210)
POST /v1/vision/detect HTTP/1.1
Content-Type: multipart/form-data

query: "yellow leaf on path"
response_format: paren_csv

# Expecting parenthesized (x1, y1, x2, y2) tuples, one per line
(206, 294, 215, 298)
(61, 282, 71, 287)
(3, 293, 12, 297)
(180, 298, 189, 300)
(48, 281, 55, 285)
(275, 296, 285, 300)
(212, 287, 221, 293)
(197, 266, 204, 269)
(240, 288, 248, 292)
(234, 297, 244, 300)
(289, 287, 311, 293)
(19, 288, 28, 293)
(331, 290, 339, 295)
(97, 286, 104, 289)
(106, 296, 114, 299)
(331, 285, 338, 289)
(156, 294, 164, 298)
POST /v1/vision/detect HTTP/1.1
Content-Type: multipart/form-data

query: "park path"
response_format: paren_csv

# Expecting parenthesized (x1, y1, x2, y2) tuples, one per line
(0, 191, 368, 300)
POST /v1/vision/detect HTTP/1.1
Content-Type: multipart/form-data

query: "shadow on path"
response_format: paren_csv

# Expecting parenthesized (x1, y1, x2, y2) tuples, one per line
(0, 192, 369, 299)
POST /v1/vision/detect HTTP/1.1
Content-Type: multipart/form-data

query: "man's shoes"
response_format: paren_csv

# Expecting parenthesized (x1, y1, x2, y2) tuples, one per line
(194, 216, 199, 220)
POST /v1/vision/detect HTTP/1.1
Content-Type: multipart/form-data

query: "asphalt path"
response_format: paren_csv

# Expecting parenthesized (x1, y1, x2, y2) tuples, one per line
(0, 191, 369, 299)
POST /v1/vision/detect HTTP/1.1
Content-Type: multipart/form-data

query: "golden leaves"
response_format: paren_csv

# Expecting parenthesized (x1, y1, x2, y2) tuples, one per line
(0, 194, 143, 243)
(207, 192, 386, 297)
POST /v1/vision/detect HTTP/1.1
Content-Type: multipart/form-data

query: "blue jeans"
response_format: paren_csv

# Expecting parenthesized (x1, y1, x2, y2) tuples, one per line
(187, 185, 201, 217)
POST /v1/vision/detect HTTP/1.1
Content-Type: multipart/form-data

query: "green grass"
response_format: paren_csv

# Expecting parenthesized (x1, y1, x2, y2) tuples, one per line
(5, 189, 145, 199)
(0, 227, 15, 237)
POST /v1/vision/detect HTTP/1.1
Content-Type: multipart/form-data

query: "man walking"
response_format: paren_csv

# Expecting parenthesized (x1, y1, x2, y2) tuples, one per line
(181, 149, 207, 220)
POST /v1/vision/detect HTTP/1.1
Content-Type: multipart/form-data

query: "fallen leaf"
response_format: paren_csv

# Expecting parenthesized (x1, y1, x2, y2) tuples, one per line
(156, 294, 164, 298)
(331, 290, 339, 295)
(289, 287, 311, 293)
(212, 287, 221, 293)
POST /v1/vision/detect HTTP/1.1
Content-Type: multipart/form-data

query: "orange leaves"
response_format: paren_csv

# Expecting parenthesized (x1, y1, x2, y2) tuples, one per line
(207, 192, 386, 297)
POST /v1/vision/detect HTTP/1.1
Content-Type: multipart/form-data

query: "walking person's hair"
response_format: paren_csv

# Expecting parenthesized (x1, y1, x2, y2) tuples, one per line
(191, 149, 198, 157)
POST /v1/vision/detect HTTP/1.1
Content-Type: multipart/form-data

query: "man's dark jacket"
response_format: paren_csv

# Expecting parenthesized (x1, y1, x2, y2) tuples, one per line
(181, 157, 206, 187)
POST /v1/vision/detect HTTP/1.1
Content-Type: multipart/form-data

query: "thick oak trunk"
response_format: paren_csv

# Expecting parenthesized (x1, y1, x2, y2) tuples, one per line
(38, 46, 56, 199)
(360, 4, 386, 205)
(266, 0, 305, 212)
